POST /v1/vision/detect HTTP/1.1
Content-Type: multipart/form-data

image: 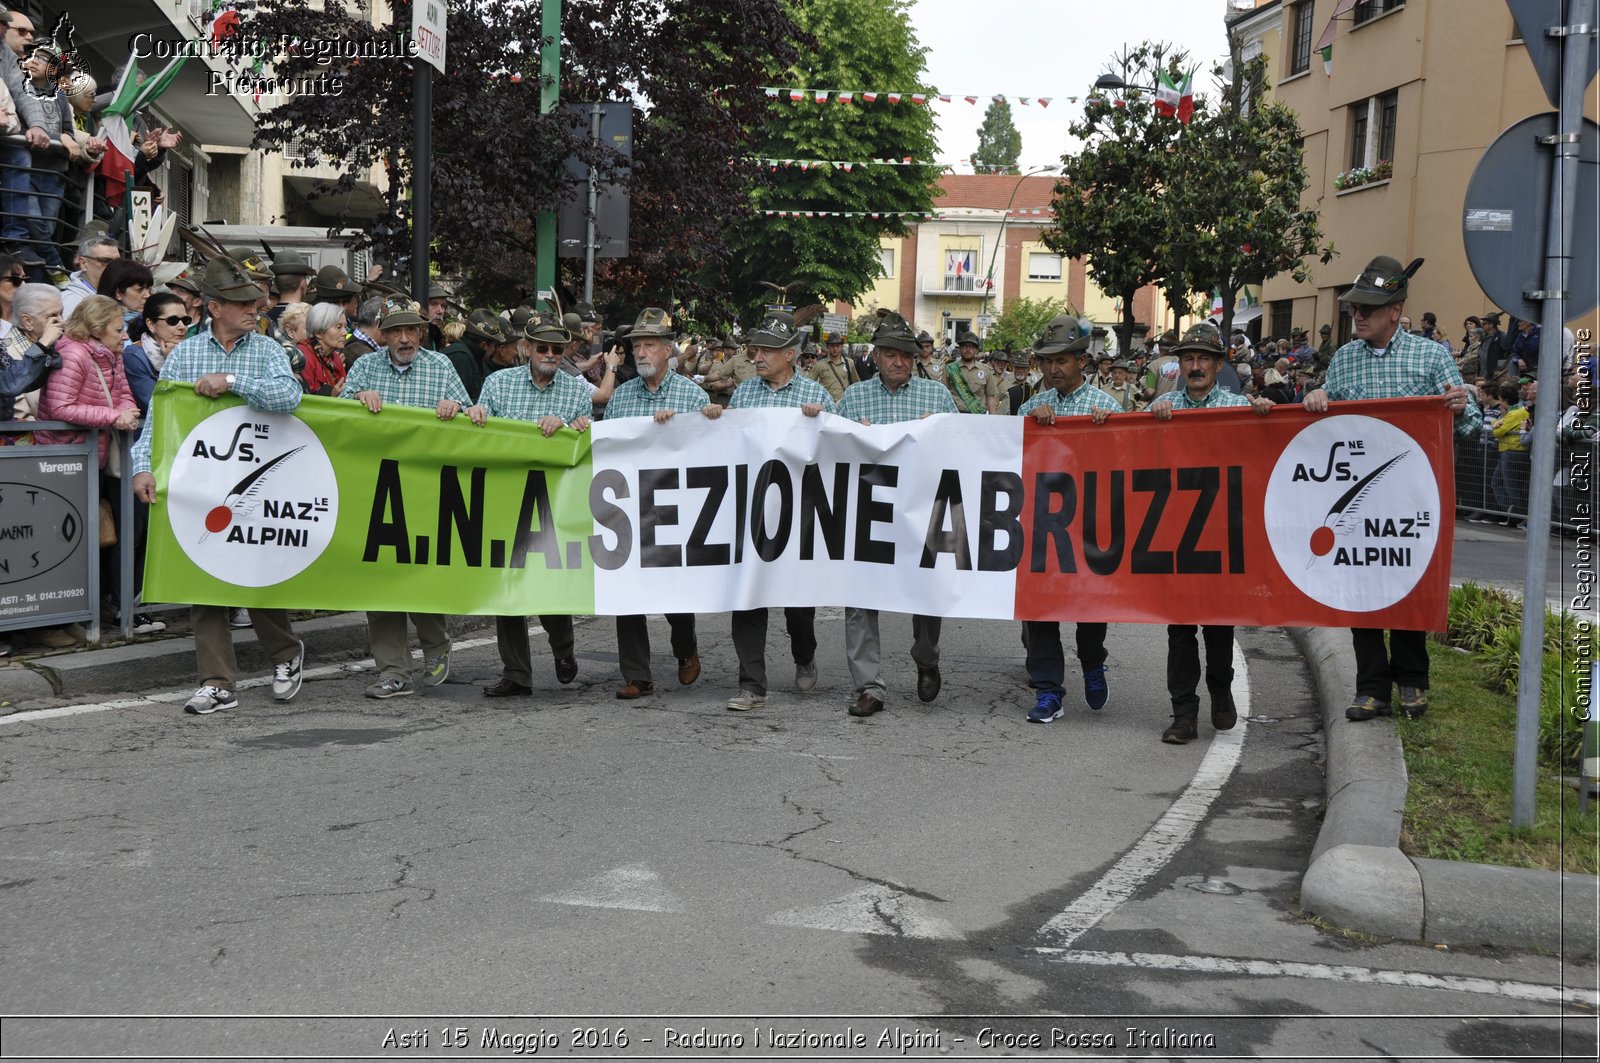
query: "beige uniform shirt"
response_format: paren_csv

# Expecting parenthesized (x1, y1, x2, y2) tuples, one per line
(944, 357, 1006, 413)
(806, 355, 860, 402)
(703, 352, 756, 405)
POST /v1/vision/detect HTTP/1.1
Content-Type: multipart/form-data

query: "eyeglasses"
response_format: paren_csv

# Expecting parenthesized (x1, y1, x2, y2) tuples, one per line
(0, 274, 25, 286)
(12, 27, 35, 37)
(155, 314, 193, 327)
(530, 343, 561, 354)
(87, 255, 119, 265)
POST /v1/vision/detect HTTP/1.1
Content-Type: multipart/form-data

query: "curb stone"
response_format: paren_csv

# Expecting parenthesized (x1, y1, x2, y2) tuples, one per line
(1289, 626, 1598, 958)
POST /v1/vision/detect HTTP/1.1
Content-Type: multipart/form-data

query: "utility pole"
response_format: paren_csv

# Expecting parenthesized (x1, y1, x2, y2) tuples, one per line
(535, 0, 561, 306)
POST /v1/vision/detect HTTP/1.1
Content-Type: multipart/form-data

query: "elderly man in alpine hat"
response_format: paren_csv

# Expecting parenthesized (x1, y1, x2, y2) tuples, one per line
(1147, 322, 1272, 743)
(1305, 254, 1480, 723)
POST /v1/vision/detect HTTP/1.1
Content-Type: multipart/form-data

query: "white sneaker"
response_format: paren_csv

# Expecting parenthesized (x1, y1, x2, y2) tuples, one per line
(273, 640, 305, 701)
(726, 690, 766, 712)
(184, 685, 237, 715)
(795, 660, 817, 692)
(229, 608, 251, 629)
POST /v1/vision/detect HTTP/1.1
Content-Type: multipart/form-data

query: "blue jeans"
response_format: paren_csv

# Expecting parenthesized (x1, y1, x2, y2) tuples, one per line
(1490, 449, 1530, 515)
(0, 143, 33, 245)
(27, 170, 64, 268)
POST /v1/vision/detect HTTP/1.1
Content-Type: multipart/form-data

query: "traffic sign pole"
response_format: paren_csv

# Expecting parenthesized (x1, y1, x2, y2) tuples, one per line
(409, 0, 446, 305)
(535, 0, 562, 302)
(1511, 0, 1595, 830)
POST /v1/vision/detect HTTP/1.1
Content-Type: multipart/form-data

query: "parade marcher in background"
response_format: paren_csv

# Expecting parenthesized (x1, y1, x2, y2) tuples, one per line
(1314, 323, 1336, 374)
(338, 297, 470, 698)
(467, 314, 592, 698)
(1005, 347, 1040, 414)
(601, 308, 705, 700)
(312, 264, 362, 324)
(425, 282, 450, 350)
(914, 330, 944, 380)
(267, 251, 315, 324)
(1015, 315, 1121, 724)
(945, 329, 1003, 414)
(703, 335, 755, 404)
(1147, 322, 1272, 743)
(343, 295, 384, 362)
(129, 258, 308, 716)
(834, 311, 956, 717)
(806, 331, 860, 403)
(1305, 255, 1481, 723)
(441, 308, 502, 403)
(702, 311, 835, 712)
(1141, 329, 1182, 402)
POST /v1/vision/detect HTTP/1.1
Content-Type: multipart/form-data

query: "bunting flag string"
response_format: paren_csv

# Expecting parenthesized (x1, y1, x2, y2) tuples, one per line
(758, 206, 1059, 219)
(753, 157, 937, 171)
(761, 88, 1079, 108)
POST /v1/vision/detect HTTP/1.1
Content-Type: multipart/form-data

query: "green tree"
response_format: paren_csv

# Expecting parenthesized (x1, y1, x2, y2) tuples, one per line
(972, 97, 1022, 174)
(723, 0, 940, 317)
(1043, 42, 1187, 355)
(986, 296, 1070, 352)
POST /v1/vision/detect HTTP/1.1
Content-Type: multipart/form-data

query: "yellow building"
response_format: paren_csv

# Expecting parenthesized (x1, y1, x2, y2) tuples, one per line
(1227, 0, 1598, 348)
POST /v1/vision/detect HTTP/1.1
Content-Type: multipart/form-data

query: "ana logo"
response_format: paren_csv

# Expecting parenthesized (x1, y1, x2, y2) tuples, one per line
(1264, 415, 1440, 613)
(166, 407, 338, 587)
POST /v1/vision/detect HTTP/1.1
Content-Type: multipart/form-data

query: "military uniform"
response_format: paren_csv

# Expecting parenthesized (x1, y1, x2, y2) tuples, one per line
(944, 331, 1005, 413)
(806, 353, 861, 402)
(703, 348, 755, 404)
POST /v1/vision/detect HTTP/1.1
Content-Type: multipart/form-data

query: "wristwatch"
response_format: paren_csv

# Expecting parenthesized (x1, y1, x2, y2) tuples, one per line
(224, 373, 236, 388)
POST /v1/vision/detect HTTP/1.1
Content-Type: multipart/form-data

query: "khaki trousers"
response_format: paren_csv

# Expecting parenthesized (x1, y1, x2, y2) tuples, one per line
(367, 611, 450, 680)
(193, 606, 298, 689)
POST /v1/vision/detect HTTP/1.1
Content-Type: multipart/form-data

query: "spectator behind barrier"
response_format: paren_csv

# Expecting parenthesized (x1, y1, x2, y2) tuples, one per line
(1, 281, 62, 423)
(21, 43, 77, 277)
(124, 291, 187, 413)
(96, 258, 153, 330)
(0, 250, 22, 340)
(60, 233, 119, 316)
(36, 293, 137, 466)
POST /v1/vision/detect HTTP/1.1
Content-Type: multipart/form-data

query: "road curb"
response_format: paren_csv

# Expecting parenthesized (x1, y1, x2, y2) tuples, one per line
(18, 612, 498, 703)
(1289, 626, 1598, 958)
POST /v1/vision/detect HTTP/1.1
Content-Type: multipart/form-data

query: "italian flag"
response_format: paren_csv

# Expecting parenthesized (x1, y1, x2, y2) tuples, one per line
(1154, 67, 1195, 124)
(95, 53, 189, 208)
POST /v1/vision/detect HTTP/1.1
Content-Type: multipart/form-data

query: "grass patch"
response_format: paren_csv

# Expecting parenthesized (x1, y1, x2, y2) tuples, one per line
(1400, 644, 1599, 874)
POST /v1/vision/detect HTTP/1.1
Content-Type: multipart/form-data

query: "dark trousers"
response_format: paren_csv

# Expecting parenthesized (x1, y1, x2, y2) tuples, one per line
(1024, 621, 1107, 695)
(1167, 624, 1235, 717)
(495, 614, 575, 687)
(1352, 628, 1429, 701)
(731, 607, 816, 695)
(616, 613, 697, 684)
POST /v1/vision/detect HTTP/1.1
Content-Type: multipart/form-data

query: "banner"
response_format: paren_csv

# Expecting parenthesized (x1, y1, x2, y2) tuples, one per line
(143, 384, 1455, 629)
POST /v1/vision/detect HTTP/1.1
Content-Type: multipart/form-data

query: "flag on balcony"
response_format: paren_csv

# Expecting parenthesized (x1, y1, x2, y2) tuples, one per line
(94, 53, 189, 209)
(1154, 67, 1195, 124)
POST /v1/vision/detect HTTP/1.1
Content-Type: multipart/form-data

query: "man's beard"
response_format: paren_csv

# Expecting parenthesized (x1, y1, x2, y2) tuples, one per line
(637, 360, 658, 379)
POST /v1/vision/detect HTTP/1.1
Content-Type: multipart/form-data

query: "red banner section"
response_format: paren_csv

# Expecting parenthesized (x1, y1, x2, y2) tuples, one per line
(1014, 398, 1456, 630)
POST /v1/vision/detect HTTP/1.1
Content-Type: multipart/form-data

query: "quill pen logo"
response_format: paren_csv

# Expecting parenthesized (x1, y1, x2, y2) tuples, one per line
(166, 407, 338, 587)
(1264, 415, 1439, 612)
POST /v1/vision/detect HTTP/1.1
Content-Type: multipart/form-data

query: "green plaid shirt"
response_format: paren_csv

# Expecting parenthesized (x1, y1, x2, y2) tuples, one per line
(729, 372, 837, 413)
(339, 348, 470, 409)
(1163, 385, 1252, 410)
(131, 326, 302, 476)
(603, 370, 710, 419)
(1016, 380, 1123, 418)
(1320, 330, 1482, 438)
(477, 366, 591, 424)
(837, 375, 956, 423)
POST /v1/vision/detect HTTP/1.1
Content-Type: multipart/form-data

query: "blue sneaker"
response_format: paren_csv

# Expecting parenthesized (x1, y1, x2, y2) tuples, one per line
(1027, 691, 1064, 723)
(1083, 666, 1110, 711)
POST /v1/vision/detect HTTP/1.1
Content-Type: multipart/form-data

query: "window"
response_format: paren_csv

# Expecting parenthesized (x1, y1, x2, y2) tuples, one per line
(1270, 301, 1294, 344)
(1027, 252, 1062, 282)
(1348, 90, 1399, 172)
(1353, 0, 1404, 25)
(943, 248, 979, 291)
(1288, 1, 1314, 76)
(878, 247, 895, 278)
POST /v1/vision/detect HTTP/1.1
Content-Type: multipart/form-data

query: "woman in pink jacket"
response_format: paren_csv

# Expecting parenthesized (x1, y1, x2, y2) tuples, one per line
(37, 295, 149, 631)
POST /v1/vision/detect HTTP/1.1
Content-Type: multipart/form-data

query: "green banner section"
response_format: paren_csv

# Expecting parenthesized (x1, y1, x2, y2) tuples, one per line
(142, 383, 597, 615)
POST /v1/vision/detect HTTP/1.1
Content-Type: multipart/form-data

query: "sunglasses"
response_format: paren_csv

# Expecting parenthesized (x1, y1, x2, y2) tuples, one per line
(530, 343, 562, 354)
(0, 274, 25, 286)
(1350, 305, 1383, 319)
(155, 314, 194, 327)
(87, 255, 120, 265)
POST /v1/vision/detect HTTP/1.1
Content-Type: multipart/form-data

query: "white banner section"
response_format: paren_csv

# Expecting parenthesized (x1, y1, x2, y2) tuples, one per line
(590, 410, 1024, 618)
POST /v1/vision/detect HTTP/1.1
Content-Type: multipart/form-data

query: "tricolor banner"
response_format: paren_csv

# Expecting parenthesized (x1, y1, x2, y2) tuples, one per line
(143, 385, 1455, 629)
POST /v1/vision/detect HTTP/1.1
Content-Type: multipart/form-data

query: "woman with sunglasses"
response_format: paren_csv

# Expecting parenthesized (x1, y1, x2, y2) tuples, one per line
(123, 293, 190, 415)
(0, 252, 24, 341)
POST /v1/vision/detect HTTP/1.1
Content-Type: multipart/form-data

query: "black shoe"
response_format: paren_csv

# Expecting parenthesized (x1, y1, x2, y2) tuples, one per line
(1345, 695, 1392, 721)
(554, 655, 578, 684)
(916, 664, 941, 702)
(1210, 691, 1237, 731)
(850, 692, 885, 717)
(482, 677, 533, 697)
(1162, 715, 1199, 744)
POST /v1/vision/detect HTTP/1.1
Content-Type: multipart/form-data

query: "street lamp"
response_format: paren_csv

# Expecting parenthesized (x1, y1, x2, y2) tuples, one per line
(979, 163, 1060, 337)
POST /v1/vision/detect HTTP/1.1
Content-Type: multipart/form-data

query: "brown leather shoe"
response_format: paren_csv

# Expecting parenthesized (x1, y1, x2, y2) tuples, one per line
(616, 679, 654, 700)
(677, 655, 701, 686)
(553, 655, 578, 684)
(850, 692, 885, 717)
(916, 665, 941, 703)
(482, 677, 532, 698)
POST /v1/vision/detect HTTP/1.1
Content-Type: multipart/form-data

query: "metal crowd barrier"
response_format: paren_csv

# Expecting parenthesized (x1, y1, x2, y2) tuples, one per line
(0, 422, 102, 644)
(1455, 436, 1596, 531)
(0, 132, 108, 266)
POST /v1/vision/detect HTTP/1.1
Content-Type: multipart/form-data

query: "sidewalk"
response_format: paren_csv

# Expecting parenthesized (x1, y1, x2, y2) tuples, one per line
(0, 612, 496, 709)
(1292, 626, 1598, 959)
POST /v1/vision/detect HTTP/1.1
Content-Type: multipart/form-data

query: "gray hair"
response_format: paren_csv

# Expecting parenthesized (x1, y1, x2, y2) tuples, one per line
(76, 234, 118, 260)
(307, 302, 346, 337)
(12, 283, 62, 328)
(354, 295, 385, 327)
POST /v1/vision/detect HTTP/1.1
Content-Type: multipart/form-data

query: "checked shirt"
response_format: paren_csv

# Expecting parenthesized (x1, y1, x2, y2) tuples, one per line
(339, 348, 470, 409)
(131, 326, 302, 476)
(603, 370, 709, 419)
(1320, 330, 1482, 438)
(477, 366, 591, 424)
(837, 375, 956, 424)
(1161, 385, 1252, 410)
(729, 373, 837, 413)
(1016, 380, 1123, 418)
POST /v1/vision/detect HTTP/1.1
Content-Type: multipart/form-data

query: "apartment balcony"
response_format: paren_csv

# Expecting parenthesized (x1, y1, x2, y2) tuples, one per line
(920, 275, 991, 298)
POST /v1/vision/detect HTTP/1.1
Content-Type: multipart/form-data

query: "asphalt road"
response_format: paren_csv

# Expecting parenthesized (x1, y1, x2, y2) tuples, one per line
(0, 611, 1593, 1060)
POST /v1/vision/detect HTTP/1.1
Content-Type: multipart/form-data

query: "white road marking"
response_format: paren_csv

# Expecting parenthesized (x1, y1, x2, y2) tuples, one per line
(766, 885, 962, 940)
(538, 862, 688, 913)
(1033, 948, 1598, 1007)
(1037, 641, 1251, 947)
(0, 635, 504, 726)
